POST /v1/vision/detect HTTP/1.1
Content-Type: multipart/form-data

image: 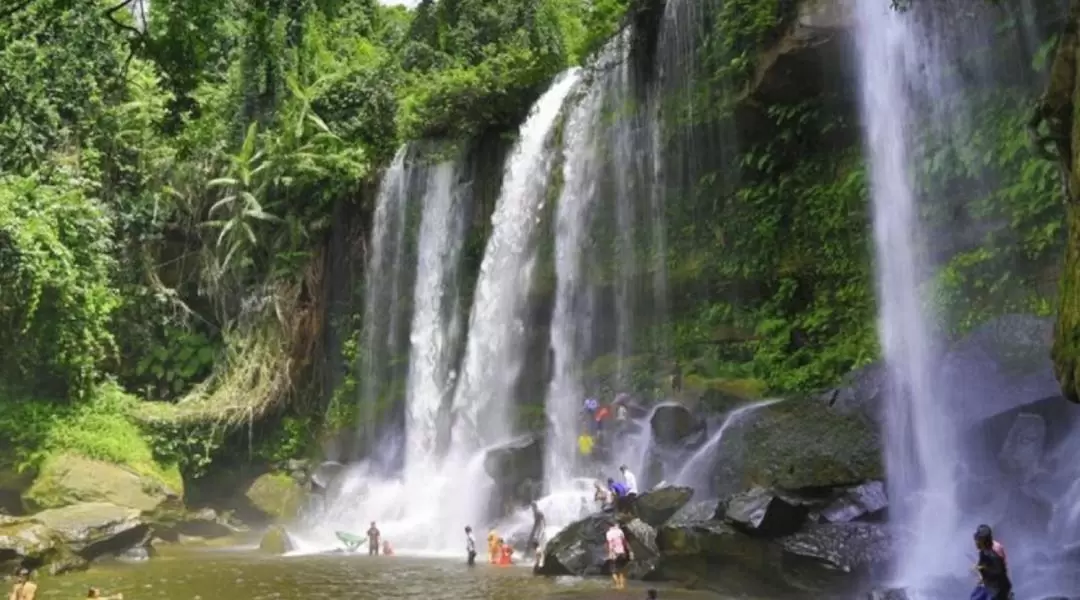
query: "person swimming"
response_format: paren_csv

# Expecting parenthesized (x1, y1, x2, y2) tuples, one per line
(86, 588, 123, 599)
(498, 539, 514, 566)
(10, 569, 36, 600)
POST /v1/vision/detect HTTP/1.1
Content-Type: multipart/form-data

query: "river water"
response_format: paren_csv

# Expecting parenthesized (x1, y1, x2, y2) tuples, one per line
(34, 548, 729, 600)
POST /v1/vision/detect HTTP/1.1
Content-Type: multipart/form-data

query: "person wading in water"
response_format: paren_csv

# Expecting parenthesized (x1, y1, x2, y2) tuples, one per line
(465, 526, 477, 566)
(9, 569, 36, 600)
(528, 502, 546, 567)
(366, 522, 381, 556)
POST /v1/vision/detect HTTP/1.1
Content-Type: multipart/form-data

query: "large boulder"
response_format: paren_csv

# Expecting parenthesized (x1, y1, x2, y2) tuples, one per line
(0, 503, 151, 574)
(997, 413, 1047, 482)
(483, 435, 543, 508)
(310, 461, 346, 490)
(23, 454, 181, 513)
(723, 487, 809, 537)
(632, 486, 694, 527)
(710, 398, 882, 492)
(649, 404, 706, 446)
(240, 473, 306, 523)
(151, 507, 246, 542)
(536, 514, 656, 578)
(654, 519, 788, 595)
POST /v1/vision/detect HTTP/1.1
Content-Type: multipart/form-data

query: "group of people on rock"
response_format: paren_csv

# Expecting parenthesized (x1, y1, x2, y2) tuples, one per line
(593, 465, 638, 513)
(578, 394, 632, 459)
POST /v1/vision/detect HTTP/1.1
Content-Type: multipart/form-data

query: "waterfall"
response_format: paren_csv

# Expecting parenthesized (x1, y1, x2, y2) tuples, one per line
(293, 151, 471, 554)
(541, 32, 672, 533)
(358, 147, 413, 459)
(450, 68, 582, 449)
(403, 161, 467, 476)
(854, 2, 964, 589)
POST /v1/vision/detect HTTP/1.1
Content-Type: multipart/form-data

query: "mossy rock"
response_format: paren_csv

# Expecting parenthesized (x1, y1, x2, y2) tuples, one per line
(258, 525, 293, 555)
(242, 473, 305, 522)
(709, 398, 882, 493)
(23, 454, 181, 513)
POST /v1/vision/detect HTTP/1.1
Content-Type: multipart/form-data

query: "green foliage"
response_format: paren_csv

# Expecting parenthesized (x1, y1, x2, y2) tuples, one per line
(0, 382, 181, 491)
(0, 173, 120, 399)
(143, 419, 224, 481)
(255, 416, 313, 464)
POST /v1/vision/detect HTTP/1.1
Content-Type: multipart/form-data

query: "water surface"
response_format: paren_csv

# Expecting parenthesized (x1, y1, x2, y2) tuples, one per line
(35, 549, 729, 600)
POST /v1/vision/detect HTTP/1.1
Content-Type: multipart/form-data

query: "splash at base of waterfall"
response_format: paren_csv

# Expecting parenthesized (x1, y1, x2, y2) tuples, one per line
(289, 448, 493, 557)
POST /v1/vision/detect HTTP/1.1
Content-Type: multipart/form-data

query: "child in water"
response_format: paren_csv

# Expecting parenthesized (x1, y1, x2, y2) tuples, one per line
(381, 540, 394, 556)
(498, 540, 514, 566)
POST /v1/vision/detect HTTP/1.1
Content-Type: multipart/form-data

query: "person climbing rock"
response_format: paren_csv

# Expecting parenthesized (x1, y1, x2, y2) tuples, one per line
(595, 480, 614, 511)
(367, 522, 381, 556)
(9, 569, 36, 600)
(465, 526, 477, 566)
(620, 465, 639, 497)
(973, 524, 1012, 600)
(608, 477, 630, 512)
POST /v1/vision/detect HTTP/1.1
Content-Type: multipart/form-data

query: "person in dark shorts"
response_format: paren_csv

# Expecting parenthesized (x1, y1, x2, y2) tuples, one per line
(973, 524, 1012, 600)
(605, 522, 633, 589)
(465, 526, 477, 566)
(367, 521, 381, 556)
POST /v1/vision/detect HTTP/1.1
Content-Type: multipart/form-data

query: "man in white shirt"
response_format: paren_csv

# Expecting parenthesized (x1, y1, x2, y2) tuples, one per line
(605, 522, 633, 589)
(620, 465, 638, 495)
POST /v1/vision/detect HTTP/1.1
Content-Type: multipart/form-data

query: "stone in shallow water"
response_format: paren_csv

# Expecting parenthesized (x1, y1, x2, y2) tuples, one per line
(724, 487, 808, 537)
(820, 481, 888, 523)
(998, 412, 1047, 481)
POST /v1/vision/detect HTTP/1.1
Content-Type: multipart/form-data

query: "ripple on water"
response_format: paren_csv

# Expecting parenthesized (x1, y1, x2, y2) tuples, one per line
(29, 549, 737, 600)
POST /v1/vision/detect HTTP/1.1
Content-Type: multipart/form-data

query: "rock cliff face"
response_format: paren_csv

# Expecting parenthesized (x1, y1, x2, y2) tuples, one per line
(1038, 0, 1080, 403)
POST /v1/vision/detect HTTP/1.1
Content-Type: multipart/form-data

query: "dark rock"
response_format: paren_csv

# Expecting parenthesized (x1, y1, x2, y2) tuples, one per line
(483, 435, 543, 507)
(669, 500, 718, 524)
(998, 413, 1047, 480)
(154, 507, 245, 541)
(654, 519, 787, 595)
(649, 404, 706, 446)
(724, 487, 808, 536)
(622, 517, 660, 579)
(536, 514, 656, 579)
(258, 525, 293, 555)
(711, 398, 882, 491)
(536, 513, 615, 576)
(939, 315, 1060, 423)
(820, 481, 888, 523)
(819, 363, 887, 422)
(632, 486, 694, 527)
(310, 461, 345, 490)
(781, 522, 892, 574)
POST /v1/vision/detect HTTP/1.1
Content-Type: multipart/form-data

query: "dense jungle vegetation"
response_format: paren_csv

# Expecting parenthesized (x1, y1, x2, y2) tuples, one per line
(0, 0, 1067, 495)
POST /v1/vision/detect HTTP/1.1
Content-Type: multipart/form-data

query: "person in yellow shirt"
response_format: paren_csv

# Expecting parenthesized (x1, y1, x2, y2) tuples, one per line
(487, 529, 500, 563)
(578, 430, 595, 456)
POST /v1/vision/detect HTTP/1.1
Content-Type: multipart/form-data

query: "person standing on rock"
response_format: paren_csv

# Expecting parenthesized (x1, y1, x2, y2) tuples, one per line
(9, 568, 36, 600)
(605, 522, 633, 590)
(366, 522, 381, 556)
(620, 465, 638, 497)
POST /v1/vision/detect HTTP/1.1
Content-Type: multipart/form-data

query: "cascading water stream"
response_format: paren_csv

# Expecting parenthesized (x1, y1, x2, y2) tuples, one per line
(293, 155, 471, 554)
(450, 68, 582, 450)
(853, 1, 964, 588)
(357, 147, 412, 458)
(671, 399, 781, 491)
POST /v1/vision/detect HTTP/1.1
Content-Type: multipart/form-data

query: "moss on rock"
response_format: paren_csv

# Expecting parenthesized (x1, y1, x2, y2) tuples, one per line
(24, 454, 181, 513)
(243, 473, 305, 522)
